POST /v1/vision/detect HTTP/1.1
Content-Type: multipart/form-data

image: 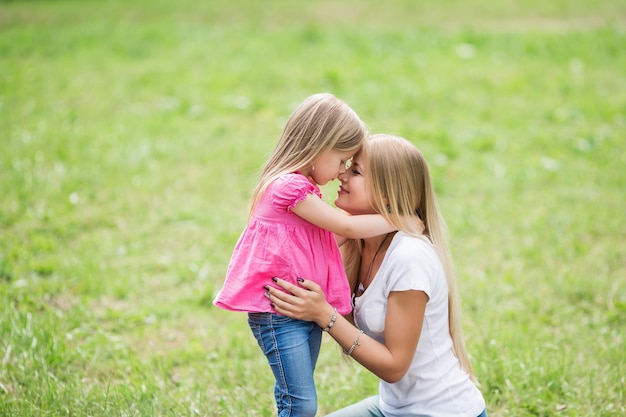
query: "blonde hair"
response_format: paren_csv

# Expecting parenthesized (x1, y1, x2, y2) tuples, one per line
(342, 133, 476, 381)
(249, 93, 367, 218)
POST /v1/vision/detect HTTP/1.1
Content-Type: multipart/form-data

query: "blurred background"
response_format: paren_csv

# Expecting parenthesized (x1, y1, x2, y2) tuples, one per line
(1, 0, 625, 415)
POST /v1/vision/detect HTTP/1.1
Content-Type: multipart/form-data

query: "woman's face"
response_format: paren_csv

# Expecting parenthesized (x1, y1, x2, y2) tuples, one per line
(335, 152, 377, 215)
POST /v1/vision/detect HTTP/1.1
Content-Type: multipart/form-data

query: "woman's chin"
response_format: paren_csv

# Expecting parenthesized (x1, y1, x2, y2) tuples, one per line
(334, 198, 349, 211)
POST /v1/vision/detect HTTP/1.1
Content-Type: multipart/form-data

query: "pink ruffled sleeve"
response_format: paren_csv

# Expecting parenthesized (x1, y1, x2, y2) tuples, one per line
(271, 173, 322, 211)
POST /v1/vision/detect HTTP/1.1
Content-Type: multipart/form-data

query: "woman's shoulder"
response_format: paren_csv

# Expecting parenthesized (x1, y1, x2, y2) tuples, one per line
(389, 233, 439, 266)
(383, 233, 444, 293)
(393, 232, 435, 252)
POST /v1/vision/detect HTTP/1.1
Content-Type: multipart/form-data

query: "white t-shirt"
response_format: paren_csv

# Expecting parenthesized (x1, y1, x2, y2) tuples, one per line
(353, 232, 485, 417)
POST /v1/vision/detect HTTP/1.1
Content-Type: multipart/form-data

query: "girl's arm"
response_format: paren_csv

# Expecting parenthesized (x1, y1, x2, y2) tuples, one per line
(267, 278, 427, 383)
(291, 193, 394, 239)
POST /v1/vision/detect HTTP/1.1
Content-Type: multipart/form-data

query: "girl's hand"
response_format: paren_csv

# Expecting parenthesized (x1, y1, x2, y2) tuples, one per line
(266, 278, 335, 327)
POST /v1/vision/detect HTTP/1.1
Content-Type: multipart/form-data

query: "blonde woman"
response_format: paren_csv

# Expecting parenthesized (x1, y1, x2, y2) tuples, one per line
(214, 95, 396, 417)
(266, 134, 487, 417)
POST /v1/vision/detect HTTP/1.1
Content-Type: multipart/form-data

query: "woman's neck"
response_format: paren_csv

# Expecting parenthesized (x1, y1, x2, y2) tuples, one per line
(357, 232, 396, 293)
(362, 232, 396, 252)
(362, 235, 385, 251)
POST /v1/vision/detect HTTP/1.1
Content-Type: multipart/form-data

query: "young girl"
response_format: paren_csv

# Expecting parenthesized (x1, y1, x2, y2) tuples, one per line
(213, 94, 395, 417)
(267, 134, 487, 417)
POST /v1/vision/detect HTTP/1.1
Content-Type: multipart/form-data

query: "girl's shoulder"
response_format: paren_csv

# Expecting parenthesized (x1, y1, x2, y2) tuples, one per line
(268, 172, 317, 191)
(272, 172, 311, 186)
(268, 172, 321, 209)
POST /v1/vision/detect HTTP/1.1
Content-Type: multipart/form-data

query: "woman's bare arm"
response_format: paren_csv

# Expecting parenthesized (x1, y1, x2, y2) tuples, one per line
(267, 278, 427, 383)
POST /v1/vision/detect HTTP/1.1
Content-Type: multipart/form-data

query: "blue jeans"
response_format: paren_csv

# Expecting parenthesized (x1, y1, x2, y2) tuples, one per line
(325, 396, 384, 417)
(248, 313, 322, 417)
(325, 395, 488, 417)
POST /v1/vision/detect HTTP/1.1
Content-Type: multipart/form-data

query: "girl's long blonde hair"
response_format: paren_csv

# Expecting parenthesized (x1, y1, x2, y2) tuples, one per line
(249, 93, 367, 219)
(342, 133, 476, 382)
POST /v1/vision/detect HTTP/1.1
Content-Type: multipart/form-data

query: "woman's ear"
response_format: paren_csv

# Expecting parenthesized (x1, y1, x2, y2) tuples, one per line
(383, 198, 391, 213)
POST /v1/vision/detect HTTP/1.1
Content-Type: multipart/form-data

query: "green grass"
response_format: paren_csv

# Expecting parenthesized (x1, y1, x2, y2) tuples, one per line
(1, 0, 625, 415)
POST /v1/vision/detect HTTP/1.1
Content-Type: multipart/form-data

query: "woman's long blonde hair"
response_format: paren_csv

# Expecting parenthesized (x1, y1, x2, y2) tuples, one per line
(249, 93, 367, 219)
(342, 133, 476, 381)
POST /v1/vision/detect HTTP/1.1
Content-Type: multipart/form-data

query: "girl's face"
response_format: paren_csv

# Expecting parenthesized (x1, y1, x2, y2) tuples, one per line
(335, 152, 376, 215)
(310, 149, 354, 185)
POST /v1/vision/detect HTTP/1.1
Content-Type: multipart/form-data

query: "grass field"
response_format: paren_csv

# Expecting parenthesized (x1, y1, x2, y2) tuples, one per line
(1, 0, 625, 416)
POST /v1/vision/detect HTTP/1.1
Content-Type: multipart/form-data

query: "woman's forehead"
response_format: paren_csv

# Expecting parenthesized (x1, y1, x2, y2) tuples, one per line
(353, 150, 367, 164)
(351, 153, 368, 173)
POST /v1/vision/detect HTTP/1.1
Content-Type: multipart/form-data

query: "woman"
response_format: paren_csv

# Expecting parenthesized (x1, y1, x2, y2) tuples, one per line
(265, 134, 487, 417)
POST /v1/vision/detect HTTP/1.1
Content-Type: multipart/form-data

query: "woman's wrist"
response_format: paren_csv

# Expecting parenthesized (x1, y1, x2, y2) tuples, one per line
(321, 308, 337, 332)
(318, 305, 338, 330)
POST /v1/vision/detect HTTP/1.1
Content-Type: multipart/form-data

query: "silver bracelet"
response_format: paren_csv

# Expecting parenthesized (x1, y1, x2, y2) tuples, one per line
(322, 308, 337, 332)
(343, 330, 364, 356)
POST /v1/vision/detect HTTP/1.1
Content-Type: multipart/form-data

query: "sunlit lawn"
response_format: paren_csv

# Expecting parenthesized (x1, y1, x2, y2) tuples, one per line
(1, 0, 625, 415)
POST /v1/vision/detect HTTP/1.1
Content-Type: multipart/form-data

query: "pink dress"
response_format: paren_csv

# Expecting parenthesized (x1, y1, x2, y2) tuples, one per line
(213, 173, 352, 315)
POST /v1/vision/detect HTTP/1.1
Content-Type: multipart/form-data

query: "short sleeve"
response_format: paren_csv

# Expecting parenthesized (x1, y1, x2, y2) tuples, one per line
(271, 173, 322, 211)
(385, 239, 437, 299)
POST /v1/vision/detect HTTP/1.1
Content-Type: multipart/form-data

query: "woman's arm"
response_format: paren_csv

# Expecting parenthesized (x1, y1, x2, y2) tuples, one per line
(267, 278, 427, 383)
(291, 193, 394, 239)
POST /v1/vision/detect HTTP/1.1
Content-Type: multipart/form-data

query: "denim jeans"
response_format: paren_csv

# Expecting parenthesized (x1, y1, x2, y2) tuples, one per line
(325, 395, 489, 417)
(248, 312, 322, 417)
(325, 396, 384, 417)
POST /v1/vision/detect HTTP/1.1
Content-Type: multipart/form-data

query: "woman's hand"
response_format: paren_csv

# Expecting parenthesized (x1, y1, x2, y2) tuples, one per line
(265, 278, 335, 327)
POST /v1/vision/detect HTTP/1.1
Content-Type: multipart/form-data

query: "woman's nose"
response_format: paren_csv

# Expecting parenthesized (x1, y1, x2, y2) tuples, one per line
(338, 171, 348, 181)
